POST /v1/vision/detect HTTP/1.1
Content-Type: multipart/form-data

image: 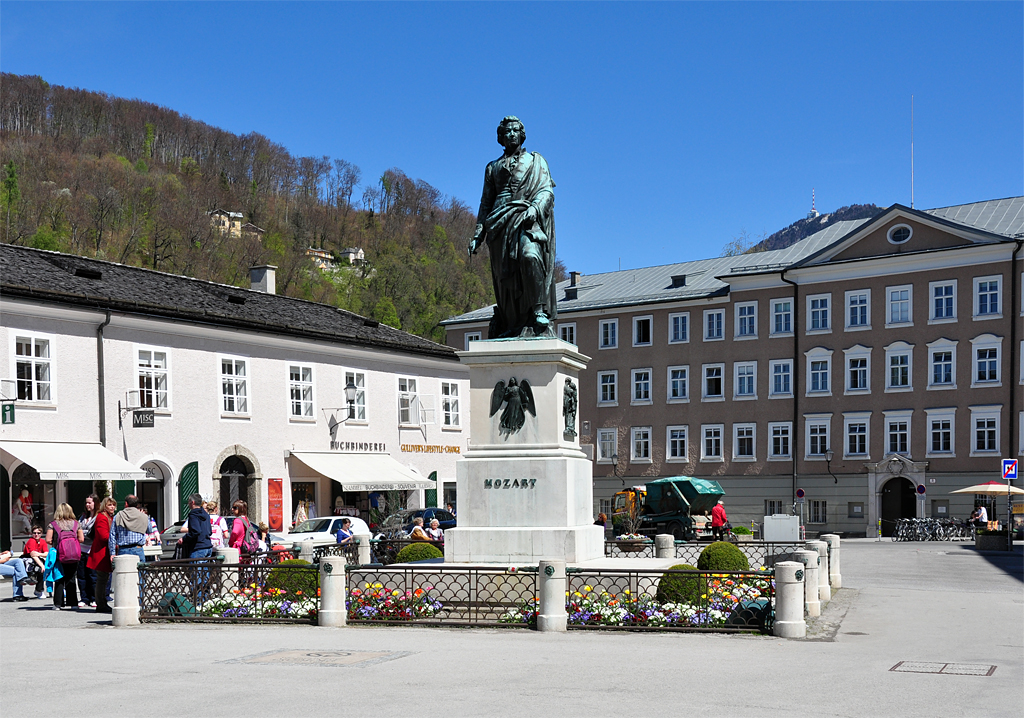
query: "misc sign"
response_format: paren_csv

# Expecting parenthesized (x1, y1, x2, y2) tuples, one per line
(133, 410, 155, 428)
(401, 444, 461, 454)
(484, 478, 537, 489)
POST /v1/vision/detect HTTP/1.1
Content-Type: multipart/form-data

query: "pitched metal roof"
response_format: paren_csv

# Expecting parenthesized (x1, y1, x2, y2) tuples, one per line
(443, 196, 1023, 326)
(1, 244, 457, 361)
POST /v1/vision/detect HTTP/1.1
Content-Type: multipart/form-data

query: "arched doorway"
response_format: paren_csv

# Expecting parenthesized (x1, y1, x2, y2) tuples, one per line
(880, 477, 916, 536)
(212, 444, 262, 522)
(218, 456, 249, 510)
(139, 461, 170, 528)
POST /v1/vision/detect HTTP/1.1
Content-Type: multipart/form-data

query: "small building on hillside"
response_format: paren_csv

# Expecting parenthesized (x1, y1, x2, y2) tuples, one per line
(340, 247, 365, 266)
(208, 209, 245, 237)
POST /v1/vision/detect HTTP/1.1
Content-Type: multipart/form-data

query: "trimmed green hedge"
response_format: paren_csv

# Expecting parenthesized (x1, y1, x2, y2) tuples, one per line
(395, 542, 443, 563)
(697, 541, 750, 571)
(656, 564, 704, 604)
(265, 559, 318, 597)
(731, 525, 752, 535)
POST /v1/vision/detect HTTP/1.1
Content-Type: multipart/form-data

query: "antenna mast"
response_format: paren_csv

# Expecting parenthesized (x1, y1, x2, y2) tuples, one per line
(911, 95, 915, 209)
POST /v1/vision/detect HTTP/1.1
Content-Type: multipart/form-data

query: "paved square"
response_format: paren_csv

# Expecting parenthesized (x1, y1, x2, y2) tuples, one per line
(223, 648, 411, 667)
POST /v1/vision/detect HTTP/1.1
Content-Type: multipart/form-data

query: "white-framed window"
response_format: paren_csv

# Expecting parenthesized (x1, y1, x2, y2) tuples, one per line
(668, 312, 689, 344)
(771, 298, 793, 336)
(843, 412, 871, 458)
(886, 284, 913, 327)
(220, 356, 249, 415)
(704, 309, 724, 341)
(769, 359, 792, 398)
(735, 302, 757, 339)
(884, 341, 914, 392)
(464, 332, 482, 350)
(701, 424, 724, 462)
(597, 370, 618, 406)
(809, 500, 827, 524)
(599, 319, 618, 349)
(345, 371, 367, 421)
(927, 338, 957, 390)
(845, 290, 871, 330)
(631, 368, 652, 404)
(398, 376, 419, 425)
(805, 415, 831, 459)
(929, 281, 957, 323)
(136, 346, 170, 410)
(734, 361, 757, 399)
(666, 425, 688, 462)
(441, 381, 461, 428)
(631, 426, 652, 462)
(702, 363, 725, 401)
(973, 275, 1001, 319)
(925, 407, 956, 458)
(807, 294, 831, 333)
(884, 409, 912, 456)
(667, 365, 688, 403)
(633, 316, 653, 347)
(288, 364, 314, 419)
(558, 323, 576, 346)
(12, 332, 54, 403)
(843, 345, 871, 395)
(805, 347, 832, 395)
(768, 422, 792, 459)
(971, 334, 1002, 387)
(597, 428, 617, 463)
(765, 499, 786, 515)
(887, 223, 913, 245)
(733, 423, 756, 461)
(969, 405, 1000, 456)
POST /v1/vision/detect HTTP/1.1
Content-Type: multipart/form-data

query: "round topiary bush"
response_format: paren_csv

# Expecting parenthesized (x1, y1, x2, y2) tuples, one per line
(656, 563, 705, 604)
(265, 558, 318, 597)
(697, 541, 750, 571)
(394, 542, 443, 563)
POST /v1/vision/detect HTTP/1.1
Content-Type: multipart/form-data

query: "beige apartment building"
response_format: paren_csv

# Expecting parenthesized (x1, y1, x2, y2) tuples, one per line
(443, 197, 1024, 536)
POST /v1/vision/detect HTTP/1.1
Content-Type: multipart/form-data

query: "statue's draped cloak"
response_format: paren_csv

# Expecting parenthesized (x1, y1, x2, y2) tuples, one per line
(477, 150, 557, 337)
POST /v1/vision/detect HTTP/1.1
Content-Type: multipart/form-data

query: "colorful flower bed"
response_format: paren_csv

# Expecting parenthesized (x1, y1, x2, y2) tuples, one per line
(499, 573, 773, 628)
(347, 582, 443, 620)
(200, 584, 319, 619)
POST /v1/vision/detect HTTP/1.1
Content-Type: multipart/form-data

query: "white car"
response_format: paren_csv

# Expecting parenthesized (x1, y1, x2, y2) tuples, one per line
(284, 517, 371, 547)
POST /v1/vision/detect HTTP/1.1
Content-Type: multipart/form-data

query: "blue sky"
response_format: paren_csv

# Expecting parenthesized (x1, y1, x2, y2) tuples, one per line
(2, 2, 1021, 275)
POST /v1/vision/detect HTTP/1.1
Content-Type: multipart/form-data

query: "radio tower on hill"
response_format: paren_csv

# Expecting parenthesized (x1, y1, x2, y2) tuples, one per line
(806, 189, 820, 219)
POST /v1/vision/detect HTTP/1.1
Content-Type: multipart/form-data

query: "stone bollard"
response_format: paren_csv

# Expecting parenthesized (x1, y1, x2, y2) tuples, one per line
(537, 559, 567, 632)
(318, 556, 347, 627)
(655, 534, 675, 559)
(793, 549, 820, 618)
(298, 539, 316, 564)
(112, 554, 140, 627)
(821, 534, 842, 589)
(356, 535, 372, 565)
(773, 561, 806, 638)
(216, 547, 240, 597)
(805, 540, 831, 603)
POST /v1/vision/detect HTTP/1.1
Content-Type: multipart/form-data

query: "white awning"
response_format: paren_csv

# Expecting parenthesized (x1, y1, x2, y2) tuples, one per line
(288, 451, 436, 491)
(1, 441, 147, 482)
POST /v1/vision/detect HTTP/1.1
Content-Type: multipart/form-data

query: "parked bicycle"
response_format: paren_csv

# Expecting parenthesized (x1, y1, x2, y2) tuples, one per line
(891, 517, 974, 541)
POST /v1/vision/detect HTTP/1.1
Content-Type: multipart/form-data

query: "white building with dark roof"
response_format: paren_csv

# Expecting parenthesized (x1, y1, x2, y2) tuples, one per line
(0, 247, 467, 549)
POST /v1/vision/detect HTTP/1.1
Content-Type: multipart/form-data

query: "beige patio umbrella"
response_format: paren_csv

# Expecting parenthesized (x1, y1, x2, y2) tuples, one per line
(950, 481, 1024, 496)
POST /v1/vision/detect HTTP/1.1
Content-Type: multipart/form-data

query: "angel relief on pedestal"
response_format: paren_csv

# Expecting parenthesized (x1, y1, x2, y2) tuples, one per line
(490, 377, 536, 438)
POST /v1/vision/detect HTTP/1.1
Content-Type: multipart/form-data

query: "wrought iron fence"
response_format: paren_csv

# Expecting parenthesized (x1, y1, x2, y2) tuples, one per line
(346, 565, 537, 626)
(313, 543, 359, 564)
(139, 558, 319, 623)
(604, 539, 656, 558)
(565, 567, 774, 633)
(672, 541, 806, 568)
(368, 538, 444, 565)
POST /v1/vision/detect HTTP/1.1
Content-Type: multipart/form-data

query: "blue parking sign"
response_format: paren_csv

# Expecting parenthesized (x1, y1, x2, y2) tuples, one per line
(1002, 459, 1018, 481)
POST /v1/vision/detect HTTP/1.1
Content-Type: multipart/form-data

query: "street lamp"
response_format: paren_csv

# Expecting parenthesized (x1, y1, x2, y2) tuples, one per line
(825, 448, 838, 484)
(611, 452, 625, 485)
(343, 379, 358, 420)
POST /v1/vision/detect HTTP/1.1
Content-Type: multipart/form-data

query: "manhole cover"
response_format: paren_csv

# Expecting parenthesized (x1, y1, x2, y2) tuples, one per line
(890, 661, 996, 676)
(222, 649, 412, 668)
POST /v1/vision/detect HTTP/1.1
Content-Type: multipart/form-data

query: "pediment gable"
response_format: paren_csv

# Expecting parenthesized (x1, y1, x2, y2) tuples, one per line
(799, 205, 1009, 267)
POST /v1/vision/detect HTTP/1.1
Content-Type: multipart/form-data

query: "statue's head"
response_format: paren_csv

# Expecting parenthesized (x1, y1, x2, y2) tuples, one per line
(508, 377, 518, 387)
(497, 116, 526, 150)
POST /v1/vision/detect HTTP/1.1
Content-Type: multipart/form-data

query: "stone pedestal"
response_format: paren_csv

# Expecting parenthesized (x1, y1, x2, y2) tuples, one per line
(445, 338, 604, 564)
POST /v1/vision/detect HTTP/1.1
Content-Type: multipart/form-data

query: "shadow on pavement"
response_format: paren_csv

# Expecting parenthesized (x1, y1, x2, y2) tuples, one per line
(948, 543, 1023, 582)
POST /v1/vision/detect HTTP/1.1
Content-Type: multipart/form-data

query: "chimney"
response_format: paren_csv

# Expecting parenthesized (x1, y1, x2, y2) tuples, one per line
(570, 271, 580, 287)
(249, 265, 277, 294)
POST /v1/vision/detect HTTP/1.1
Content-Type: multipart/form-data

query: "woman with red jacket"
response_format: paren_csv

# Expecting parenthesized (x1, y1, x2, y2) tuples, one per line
(86, 497, 116, 613)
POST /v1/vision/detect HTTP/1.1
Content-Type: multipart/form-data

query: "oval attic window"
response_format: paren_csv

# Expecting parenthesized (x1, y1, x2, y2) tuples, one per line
(887, 224, 912, 245)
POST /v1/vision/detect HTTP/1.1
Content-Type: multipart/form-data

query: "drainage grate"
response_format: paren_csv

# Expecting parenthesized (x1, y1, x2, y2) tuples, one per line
(890, 661, 996, 676)
(221, 649, 413, 668)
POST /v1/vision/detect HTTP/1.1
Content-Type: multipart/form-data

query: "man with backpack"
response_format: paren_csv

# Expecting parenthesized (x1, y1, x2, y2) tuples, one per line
(109, 495, 149, 563)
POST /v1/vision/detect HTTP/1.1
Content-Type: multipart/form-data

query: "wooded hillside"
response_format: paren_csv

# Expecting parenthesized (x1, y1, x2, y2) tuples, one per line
(0, 73, 494, 342)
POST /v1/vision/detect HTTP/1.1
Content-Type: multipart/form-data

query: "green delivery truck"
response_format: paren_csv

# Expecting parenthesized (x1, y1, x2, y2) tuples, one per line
(638, 477, 725, 540)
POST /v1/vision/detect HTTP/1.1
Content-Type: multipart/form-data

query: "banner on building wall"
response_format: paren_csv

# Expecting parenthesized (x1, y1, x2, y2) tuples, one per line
(268, 478, 283, 532)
